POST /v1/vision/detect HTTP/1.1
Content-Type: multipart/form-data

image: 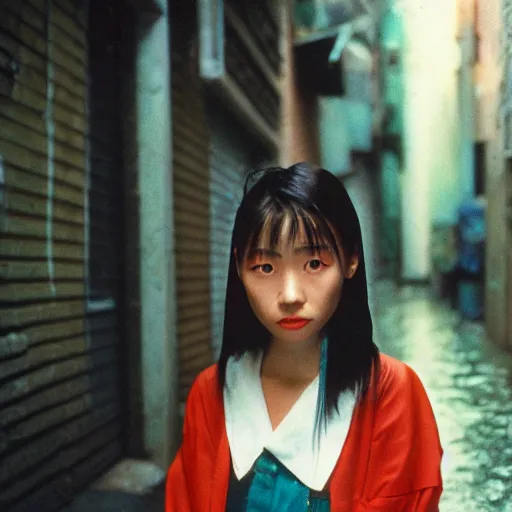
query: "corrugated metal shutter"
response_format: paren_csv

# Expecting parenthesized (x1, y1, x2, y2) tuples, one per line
(208, 109, 270, 358)
(172, 21, 213, 404)
(0, 1, 126, 510)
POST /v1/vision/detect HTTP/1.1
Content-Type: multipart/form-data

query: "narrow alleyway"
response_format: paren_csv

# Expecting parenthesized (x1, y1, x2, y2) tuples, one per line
(67, 281, 512, 512)
(373, 281, 512, 512)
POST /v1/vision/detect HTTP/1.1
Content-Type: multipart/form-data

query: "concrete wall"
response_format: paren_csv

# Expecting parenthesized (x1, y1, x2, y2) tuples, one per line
(399, 0, 460, 280)
(477, 0, 510, 348)
(458, 0, 477, 202)
(378, 3, 404, 277)
(317, 97, 352, 174)
(474, 0, 500, 143)
(380, 151, 402, 276)
(317, 97, 372, 175)
(280, 0, 321, 166)
(135, 2, 179, 468)
(380, 3, 404, 134)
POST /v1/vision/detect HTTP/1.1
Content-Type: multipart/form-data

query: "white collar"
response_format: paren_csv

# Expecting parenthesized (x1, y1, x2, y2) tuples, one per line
(223, 351, 356, 491)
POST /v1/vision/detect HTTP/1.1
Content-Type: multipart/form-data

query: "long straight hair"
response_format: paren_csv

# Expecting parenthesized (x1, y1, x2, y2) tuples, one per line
(218, 163, 379, 414)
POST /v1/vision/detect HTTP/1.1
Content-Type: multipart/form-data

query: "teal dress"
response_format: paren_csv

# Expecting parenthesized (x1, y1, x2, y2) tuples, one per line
(226, 450, 330, 512)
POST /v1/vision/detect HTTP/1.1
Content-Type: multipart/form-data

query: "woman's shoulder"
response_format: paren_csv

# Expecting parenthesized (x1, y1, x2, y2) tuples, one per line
(190, 363, 221, 401)
(375, 353, 430, 403)
(367, 353, 441, 451)
(183, 364, 224, 430)
(195, 363, 220, 387)
(378, 352, 423, 385)
(352, 355, 443, 499)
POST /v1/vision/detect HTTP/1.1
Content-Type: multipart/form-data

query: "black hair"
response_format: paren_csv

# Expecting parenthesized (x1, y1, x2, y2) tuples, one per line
(218, 162, 379, 414)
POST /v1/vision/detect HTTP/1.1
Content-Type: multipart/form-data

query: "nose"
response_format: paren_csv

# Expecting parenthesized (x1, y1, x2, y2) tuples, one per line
(278, 271, 306, 309)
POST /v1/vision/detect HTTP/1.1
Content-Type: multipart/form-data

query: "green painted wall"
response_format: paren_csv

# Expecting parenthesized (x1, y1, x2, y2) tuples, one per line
(378, 1, 404, 276)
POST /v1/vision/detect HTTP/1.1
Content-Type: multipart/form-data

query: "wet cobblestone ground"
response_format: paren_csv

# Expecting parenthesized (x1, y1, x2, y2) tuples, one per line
(373, 281, 512, 512)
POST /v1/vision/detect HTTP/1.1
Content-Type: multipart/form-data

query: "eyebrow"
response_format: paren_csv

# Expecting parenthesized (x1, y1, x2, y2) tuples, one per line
(247, 244, 332, 259)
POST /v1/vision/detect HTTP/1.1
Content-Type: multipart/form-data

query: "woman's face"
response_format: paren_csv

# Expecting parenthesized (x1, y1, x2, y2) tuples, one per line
(237, 215, 358, 348)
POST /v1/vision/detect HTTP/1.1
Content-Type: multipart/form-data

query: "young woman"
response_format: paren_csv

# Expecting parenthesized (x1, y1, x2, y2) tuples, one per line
(166, 163, 443, 511)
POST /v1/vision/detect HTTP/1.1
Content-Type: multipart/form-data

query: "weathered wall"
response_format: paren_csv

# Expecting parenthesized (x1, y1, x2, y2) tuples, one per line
(135, 0, 178, 469)
(400, 0, 460, 280)
(0, 1, 126, 509)
(457, 0, 477, 203)
(378, 3, 404, 277)
(478, 0, 510, 348)
(280, 0, 321, 167)
(170, 1, 213, 407)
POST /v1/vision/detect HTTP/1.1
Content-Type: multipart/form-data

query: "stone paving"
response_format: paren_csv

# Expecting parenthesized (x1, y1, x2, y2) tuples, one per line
(373, 281, 512, 512)
(63, 459, 165, 512)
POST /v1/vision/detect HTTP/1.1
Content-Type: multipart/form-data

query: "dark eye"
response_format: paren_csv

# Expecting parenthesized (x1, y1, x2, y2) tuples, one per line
(259, 263, 274, 274)
(307, 259, 323, 271)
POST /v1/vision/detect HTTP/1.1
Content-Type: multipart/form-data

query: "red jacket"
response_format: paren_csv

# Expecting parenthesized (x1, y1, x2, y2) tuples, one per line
(166, 354, 443, 511)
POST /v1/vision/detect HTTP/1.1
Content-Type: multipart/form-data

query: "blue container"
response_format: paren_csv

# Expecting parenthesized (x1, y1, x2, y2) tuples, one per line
(457, 280, 483, 320)
(458, 200, 486, 276)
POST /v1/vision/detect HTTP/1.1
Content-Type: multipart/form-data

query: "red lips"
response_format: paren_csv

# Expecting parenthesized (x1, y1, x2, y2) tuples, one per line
(277, 316, 311, 330)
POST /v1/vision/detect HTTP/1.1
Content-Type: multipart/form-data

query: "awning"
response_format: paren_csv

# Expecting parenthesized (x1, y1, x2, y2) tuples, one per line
(294, 25, 349, 96)
(293, 14, 373, 96)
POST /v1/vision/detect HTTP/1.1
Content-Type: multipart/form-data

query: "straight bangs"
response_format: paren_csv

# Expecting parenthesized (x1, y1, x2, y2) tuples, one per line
(235, 198, 344, 268)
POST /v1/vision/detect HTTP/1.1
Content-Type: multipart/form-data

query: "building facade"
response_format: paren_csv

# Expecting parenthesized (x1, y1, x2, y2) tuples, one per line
(1, 1, 132, 509)
(0, 0, 177, 509)
(478, 0, 512, 350)
(1, 0, 284, 509)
